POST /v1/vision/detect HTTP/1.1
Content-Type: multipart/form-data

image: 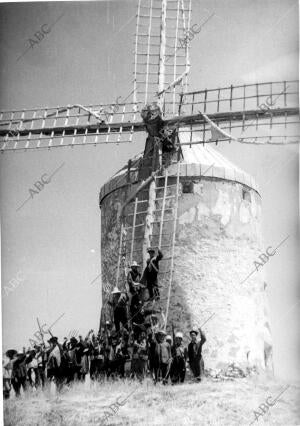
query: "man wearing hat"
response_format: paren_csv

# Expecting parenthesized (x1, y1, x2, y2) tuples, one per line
(170, 331, 186, 384)
(108, 286, 129, 333)
(131, 328, 148, 381)
(187, 327, 206, 381)
(34, 345, 46, 388)
(152, 329, 171, 384)
(47, 337, 64, 388)
(106, 332, 120, 377)
(3, 350, 16, 399)
(128, 260, 146, 330)
(141, 248, 163, 300)
(131, 296, 145, 339)
(127, 261, 142, 295)
(11, 352, 27, 396)
(115, 335, 130, 378)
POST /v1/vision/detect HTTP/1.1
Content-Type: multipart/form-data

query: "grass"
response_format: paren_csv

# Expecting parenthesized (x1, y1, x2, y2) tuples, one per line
(3, 375, 300, 425)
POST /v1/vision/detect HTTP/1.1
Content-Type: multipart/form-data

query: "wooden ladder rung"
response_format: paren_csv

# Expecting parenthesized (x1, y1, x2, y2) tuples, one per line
(127, 210, 148, 216)
(135, 199, 149, 204)
(123, 237, 144, 243)
(124, 223, 145, 230)
(151, 232, 173, 237)
(155, 184, 178, 190)
(153, 207, 174, 213)
(155, 195, 176, 201)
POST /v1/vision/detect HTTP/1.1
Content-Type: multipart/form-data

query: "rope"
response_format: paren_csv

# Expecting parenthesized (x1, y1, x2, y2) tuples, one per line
(164, 160, 180, 330)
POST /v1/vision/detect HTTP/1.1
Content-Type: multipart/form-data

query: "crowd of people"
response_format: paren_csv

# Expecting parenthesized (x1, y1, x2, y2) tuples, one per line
(3, 248, 207, 399)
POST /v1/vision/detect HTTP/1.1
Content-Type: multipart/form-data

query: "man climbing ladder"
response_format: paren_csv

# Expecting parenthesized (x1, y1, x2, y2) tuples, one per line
(141, 247, 164, 300)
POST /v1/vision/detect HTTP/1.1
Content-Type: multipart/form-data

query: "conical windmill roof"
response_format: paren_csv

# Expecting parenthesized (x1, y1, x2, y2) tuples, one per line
(100, 132, 259, 204)
(180, 136, 242, 170)
(173, 128, 259, 192)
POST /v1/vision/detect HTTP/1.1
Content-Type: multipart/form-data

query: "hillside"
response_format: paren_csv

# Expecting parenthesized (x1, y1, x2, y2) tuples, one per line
(3, 376, 300, 425)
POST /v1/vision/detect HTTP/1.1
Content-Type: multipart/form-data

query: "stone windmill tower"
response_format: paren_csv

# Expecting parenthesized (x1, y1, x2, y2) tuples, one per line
(99, 118, 273, 373)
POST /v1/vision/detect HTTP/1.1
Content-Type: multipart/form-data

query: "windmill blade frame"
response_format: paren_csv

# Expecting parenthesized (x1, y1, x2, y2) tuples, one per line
(133, 0, 192, 116)
(0, 102, 146, 151)
(174, 79, 300, 146)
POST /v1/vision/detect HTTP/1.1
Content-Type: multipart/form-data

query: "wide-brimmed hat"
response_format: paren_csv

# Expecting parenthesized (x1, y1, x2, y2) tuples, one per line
(175, 332, 183, 339)
(190, 328, 198, 336)
(111, 286, 121, 294)
(6, 349, 17, 359)
(131, 261, 140, 267)
(166, 335, 172, 342)
(155, 329, 166, 336)
(147, 247, 155, 253)
(49, 336, 58, 344)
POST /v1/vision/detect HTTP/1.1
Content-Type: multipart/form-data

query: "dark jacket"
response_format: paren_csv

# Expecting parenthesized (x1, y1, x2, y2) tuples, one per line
(154, 341, 171, 365)
(127, 269, 141, 294)
(108, 293, 129, 314)
(11, 356, 27, 379)
(188, 330, 206, 363)
(141, 250, 163, 287)
(130, 293, 144, 324)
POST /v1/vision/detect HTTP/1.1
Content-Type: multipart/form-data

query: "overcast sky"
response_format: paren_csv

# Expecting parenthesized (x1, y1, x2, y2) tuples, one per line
(0, 0, 299, 380)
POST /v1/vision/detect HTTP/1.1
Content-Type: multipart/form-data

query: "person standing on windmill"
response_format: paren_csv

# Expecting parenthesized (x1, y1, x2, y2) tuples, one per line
(141, 248, 163, 300)
(127, 260, 145, 310)
(127, 261, 142, 295)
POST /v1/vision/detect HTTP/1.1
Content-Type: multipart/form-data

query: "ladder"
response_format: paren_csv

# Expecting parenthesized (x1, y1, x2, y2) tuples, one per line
(149, 160, 181, 330)
(115, 153, 161, 290)
(115, 158, 181, 331)
(115, 187, 151, 290)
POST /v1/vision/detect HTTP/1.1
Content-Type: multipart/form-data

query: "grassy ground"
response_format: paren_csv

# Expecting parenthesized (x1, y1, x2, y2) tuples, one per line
(3, 375, 300, 426)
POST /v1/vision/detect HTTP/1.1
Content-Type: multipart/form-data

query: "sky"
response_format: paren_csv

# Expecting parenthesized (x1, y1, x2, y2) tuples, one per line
(0, 0, 299, 380)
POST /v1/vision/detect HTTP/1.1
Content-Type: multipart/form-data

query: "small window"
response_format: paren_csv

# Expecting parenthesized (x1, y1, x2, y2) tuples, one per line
(242, 188, 251, 202)
(182, 181, 194, 193)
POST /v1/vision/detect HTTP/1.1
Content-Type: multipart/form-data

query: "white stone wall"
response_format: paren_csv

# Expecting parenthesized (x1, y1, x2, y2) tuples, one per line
(159, 178, 272, 372)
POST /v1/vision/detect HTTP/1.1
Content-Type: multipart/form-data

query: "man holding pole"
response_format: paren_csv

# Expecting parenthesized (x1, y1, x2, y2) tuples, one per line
(188, 327, 206, 381)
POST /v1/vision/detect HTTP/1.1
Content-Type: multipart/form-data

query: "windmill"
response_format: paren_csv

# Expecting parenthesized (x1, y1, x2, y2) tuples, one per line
(1, 0, 299, 371)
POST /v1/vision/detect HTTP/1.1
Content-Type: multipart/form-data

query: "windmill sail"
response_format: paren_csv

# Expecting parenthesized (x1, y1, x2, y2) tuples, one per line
(177, 80, 299, 145)
(0, 102, 145, 151)
(133, 0, 192, 116)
